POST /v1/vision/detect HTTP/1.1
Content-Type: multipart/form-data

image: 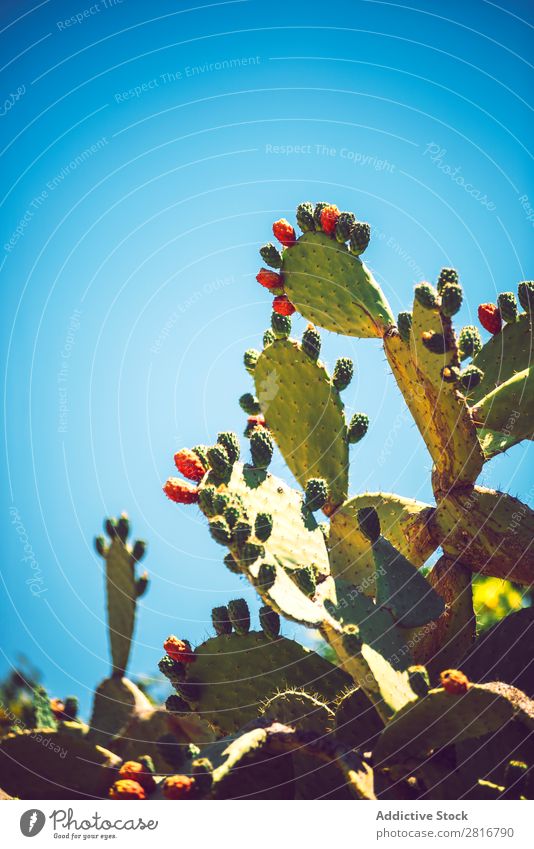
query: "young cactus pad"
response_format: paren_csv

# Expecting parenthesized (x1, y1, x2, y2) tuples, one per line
(254, 338, 349, 508)
(281, 231, 394, 337)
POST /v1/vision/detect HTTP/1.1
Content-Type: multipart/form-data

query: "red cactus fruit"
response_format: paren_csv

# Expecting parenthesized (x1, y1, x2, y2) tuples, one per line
(119, 761, 156, 793)
(109, 779, 146, 800)
(256, 268, 284, 291)
(440, 668, 470, 695)
(272, 218, 296, 247)
(478, 303, 502, 335)
(163, 478, 199, 504)
(164, 635, 195, 664)
(163, 774, 196, 800)
(320, 204, 340, 235)
(272, 294, 296, 316)
(173, 449, 207, 483)
(50, 698, 65, 719)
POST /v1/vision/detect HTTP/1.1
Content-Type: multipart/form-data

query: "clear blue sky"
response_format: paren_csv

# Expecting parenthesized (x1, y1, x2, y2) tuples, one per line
(1, 0, 532, 716)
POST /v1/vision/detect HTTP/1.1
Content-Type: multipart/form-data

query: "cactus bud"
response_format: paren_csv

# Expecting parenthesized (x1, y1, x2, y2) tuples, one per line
(227, 598, 251, 635)
(259, 605, 280, 639)
(459, 365, 484, 391)
(407, 666, 430, 698)
(259, 242, 283, 268)
(263, 328, 275, 347)
(158, 655, 185, 686)
(163, 478, 199, 504)
(397, 311, 412, 343)
(332, 357, 353, 391)
(478, 303, 502, 335)
(224, 551, 241, 574)
(257, 562, 276, 591)
(244, 414, 266, 437)
(301, 324, 321, 360)
(313, 202, 329, 228)
(441, 365, 460, 383)
(497, 291, 518, 324)
(304, 478, 329, 512)
(132, 539, 147, 561)
(217, 431, 240, 464)
(116, 514, 129, 543)
(440, 668, 470, 694)
(357, 507, 380, 543)
(296, 201, 316, 232)
(163, 774, 196, 800)
(437, 267, 459, 294)
(320, 204, 340, 235)
(234, 519, 252, 545)
(273, 218, 296, 246)
(239, 393, 261, 415)
(207, 444, 232, 478)
(63, 696, 78, 720)
(250, 428, 274, 469)
(292, 566, 316, 597)
(440, 282, 463, 317)
(414, 282, 438, 309)
(105, 517, 117, 538)
(212, 605, 232, 635)
(421, 331, 451, 354)
(241, 542, 264, 565)
(174, 448, 207, 482)
(458, 325, 482, 360)
(255, 511, 273, 542)
(223, 505, 240, 529)
(135, 572, 149, 597)
(347, 412, 369, 444)
(94, 536, 106, 557)
(256, 267, 284, 292)
(335, 211, 356, 243)
(272, 294, 296, 316)
(518, 280, 534, 312)
(209, 517, 232, 545)
(271, 310, 292, 339)
(165, 694, 190, 713)
(349, 221, 370, 255)
(164, 636, 195, 664)
(198, 484, 217, 516)
(244, 348, 260, 374)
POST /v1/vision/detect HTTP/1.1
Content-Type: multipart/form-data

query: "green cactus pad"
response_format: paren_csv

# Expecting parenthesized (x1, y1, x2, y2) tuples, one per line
(0, 726, 121, 800)
(433, 486, 534, 586)
(280, 231, 394, 337)
(175, 632, 351, 735)
(374, 682, 534, 767)
(385, 298, 484, 492)
(254, 338, 349, 508)
(469, 312, 533, 455)
(97, 515, 147, 676)
(198, 462, 335, 627)
(373, 536, 445, 628)
(472, 366, 534, 443)
(328, 492, 436, 596)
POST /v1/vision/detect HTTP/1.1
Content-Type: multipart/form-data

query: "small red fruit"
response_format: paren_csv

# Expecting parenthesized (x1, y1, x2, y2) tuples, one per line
(272, 218, 296, 247)
(173, 449, 206, 483)
(109, 779, 146, 800)
(119, 761, 156, 793)
(272, 294, 296, 316)
(256, 267, 284, 291)
(163, 478, 199, 504)
(440, 669, 470, 695)
(478, 303, 502, 335)
(164, 635, 195, 664)
(320, 204, 340, 235)
(163, 774, 196, 799)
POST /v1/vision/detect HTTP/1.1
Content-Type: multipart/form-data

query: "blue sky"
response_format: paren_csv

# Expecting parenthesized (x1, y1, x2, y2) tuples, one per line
(1, 0, 532, 716)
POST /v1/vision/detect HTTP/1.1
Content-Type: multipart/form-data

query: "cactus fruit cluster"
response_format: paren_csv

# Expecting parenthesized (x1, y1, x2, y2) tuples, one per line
(1, 203, 532, 801)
